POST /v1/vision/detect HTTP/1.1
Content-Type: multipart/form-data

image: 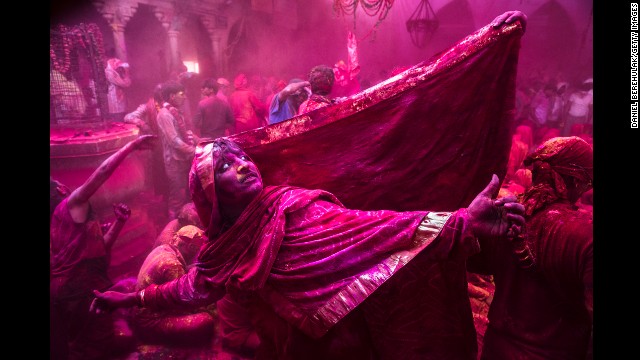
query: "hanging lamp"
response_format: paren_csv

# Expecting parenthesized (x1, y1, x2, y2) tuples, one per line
(406, 0, 439, 48)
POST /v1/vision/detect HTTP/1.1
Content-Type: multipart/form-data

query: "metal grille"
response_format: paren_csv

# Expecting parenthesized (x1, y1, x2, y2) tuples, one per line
(50, 23, 109, 126)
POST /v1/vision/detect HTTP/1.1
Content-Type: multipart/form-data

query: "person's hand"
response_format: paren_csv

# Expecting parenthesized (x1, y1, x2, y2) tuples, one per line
(131, 118, 151, 133)
(90, 289, 138, 314)
(133, 134, 158, 150)
(491, 10, 527, 33)
(466, 174, 525, 239)
(283, 81, 311, 97)
(113, 203, 131, 221)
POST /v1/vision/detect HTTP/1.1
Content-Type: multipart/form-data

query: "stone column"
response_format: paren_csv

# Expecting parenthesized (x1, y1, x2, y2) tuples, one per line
(167, 30, 181, 69)
(111, 24, 128, 61)
(93, 0, 137, 61)
(201, 16, 228, 76)
(153, 7, 182, 72)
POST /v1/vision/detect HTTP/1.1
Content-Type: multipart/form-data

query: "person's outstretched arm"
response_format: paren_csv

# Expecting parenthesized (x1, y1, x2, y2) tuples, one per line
(66, 134, 156, 223)
(91, 265, 224, 314)
(465, 174, 525, 239)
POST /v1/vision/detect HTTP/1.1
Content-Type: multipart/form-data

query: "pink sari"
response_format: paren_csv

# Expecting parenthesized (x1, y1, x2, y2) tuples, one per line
(144, 19, 525, 359)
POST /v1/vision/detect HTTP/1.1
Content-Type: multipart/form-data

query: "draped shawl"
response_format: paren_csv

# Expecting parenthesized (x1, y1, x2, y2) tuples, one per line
(200, 184, 459, 338)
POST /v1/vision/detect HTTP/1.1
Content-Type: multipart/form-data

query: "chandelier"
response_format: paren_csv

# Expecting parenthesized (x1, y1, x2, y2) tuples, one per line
(333, 0, 395, 23)
(406, 0, 439, 48)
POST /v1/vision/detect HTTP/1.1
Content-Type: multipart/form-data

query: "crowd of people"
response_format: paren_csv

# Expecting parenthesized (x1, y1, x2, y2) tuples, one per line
(50, 10, 593, 360)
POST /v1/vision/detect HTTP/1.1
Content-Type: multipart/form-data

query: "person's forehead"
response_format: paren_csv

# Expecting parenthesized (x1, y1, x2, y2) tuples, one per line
(221, 147, 247, 159)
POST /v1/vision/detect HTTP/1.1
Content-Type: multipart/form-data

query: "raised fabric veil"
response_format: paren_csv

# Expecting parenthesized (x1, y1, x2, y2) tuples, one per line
(184, 19, 524, 340)
(224, 21, 524, 213)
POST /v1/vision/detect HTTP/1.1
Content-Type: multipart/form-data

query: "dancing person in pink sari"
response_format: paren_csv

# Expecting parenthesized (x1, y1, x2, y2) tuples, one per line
(50, 134, 156, 360)
(92, 136, 525, 360)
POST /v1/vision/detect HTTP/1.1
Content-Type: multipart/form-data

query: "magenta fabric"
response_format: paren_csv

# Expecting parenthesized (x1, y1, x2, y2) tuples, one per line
(144, 19, 524, 357)
(146, 185, 470, 338)
(228, 21, 524, 214)
(50, 197, 110, 290)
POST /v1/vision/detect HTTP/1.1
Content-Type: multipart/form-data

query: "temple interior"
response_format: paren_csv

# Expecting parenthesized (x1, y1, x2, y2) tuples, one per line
(50, 1, 594, 359)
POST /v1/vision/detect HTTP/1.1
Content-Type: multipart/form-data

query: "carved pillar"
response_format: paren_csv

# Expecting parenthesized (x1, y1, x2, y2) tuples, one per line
(201, 16, 228, 76)
(93, 0, 137, 61)
(212, 32, 224, 75)
(167, 30, 180, 69)
(111, 24, 128, 61)
(153, 7, 183, 72)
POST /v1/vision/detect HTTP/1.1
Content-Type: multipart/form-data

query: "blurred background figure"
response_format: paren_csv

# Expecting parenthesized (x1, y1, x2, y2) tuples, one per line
(229, 73, 268, 133)
(216, 78, 232, 104)
(330, 31, 361, 99)
(105, 56, 132, 123)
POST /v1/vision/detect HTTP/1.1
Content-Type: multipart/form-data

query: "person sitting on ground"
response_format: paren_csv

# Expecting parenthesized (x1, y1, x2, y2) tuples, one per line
(133, 225, 217, 359)
(153, 202, 203, 248)
(92, 135, 525, 360)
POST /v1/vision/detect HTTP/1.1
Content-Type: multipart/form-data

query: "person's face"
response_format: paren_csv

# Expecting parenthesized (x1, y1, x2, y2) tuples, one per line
(215, 149, 263, 215)
(201, 87, 214, 97)
(170, 91, 186, 107)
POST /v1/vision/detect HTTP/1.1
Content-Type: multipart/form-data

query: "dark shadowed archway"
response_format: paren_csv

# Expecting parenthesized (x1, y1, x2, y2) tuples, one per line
(125, 3, 169, 109)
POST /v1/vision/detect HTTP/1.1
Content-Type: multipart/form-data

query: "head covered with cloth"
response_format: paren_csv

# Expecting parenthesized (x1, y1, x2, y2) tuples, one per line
(522, 136, 593, 216)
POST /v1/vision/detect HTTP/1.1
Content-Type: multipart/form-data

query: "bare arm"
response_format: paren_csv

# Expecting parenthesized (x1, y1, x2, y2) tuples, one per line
(91, 266, 224, 314)
(67, 135, 156, 223)
(102, 203, 131, 255)
(278, 81, 311, 103)
(123, 103, 150, 130)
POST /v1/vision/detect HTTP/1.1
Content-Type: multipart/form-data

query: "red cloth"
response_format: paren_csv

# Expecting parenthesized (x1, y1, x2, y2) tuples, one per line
(230, 20, 523, 214)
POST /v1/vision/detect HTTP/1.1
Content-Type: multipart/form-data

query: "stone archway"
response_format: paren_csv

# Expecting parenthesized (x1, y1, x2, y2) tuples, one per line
(124, 3, 169, 108)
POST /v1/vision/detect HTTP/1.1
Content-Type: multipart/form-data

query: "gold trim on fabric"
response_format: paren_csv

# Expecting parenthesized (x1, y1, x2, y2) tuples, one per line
(306, 212, 452, 338)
